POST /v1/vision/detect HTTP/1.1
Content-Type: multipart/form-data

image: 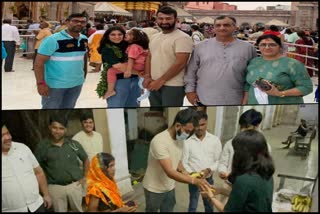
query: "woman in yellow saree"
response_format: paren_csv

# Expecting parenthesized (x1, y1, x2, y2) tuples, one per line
(86, 153, 137, 212)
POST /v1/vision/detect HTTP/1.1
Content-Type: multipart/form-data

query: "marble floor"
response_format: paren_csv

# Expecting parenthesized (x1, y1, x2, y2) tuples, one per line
(122, 124, 318, 212)
(1, 54, 318, 110)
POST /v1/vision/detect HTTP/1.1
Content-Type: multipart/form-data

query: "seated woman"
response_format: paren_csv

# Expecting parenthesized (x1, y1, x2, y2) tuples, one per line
(282, 119, 308, 149)
(244, 34, 313, 105)
(201, 130, 275, 212)
(86, 153, 138, 212)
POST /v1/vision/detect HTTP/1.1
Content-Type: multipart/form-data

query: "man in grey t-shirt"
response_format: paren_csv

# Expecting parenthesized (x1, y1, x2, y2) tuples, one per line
(184, 16, 257, 105)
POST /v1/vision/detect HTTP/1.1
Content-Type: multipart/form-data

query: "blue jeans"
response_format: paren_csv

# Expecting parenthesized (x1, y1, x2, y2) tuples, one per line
(41, 84, 82, 109)
(188, 176, 214, 212)
(107, 77, 141, 108)
(144, 188, 176, 212)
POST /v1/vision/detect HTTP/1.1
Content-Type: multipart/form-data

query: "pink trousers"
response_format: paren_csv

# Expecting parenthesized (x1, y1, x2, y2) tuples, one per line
(107, 64, 144, 83)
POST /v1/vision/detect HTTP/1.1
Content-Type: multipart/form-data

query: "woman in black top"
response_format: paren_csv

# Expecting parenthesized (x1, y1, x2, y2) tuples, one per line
(96, 26, 141, 108)
(201, 130, 275, 212)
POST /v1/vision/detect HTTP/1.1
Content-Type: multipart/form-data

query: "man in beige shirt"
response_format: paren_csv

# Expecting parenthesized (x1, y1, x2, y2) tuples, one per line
(72, 113, 103, 162)
(33, 21, 52, 70)
(143, 108, 209, 212)
(143, 6, 194, 107)
(72, 113, 103, 197)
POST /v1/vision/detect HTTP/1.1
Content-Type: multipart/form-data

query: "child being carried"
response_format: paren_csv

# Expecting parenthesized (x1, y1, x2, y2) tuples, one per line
(103, 28, 149, 99)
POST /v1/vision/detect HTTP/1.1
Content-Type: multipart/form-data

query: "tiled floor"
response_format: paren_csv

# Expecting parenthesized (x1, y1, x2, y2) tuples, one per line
(122, 124, 318, 212)
(1, 54, 318, 110)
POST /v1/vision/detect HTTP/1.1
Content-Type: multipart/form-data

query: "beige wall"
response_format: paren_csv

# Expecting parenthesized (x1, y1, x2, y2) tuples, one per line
(166, 107, 182, 128)
(93, 109, 111, 153)
(280, 105, 300, 125)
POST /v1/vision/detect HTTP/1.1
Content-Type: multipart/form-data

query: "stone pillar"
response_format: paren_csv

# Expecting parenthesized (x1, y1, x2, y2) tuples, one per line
(106, 109, 133, 196)
(220, 106, 239, 143)
(71, 2, 79, 14)
(214, 106, 224, 139)
(295, 2, 318, 30)
(48, 2, 57, 21)
(2, 2, 15, 19)
(93, 109, 111, 153)
(126, 109, 138, 140)
(262, 105, 276, 130)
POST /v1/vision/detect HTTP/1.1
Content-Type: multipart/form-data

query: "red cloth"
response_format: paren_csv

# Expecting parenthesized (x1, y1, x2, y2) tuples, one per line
(88, 28, 96, 37)
(295, 39, 314, 77)
(263, 30, 281, 36)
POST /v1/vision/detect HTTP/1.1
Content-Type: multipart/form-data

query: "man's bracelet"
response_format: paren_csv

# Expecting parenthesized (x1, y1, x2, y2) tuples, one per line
(37, 80, 46, 86)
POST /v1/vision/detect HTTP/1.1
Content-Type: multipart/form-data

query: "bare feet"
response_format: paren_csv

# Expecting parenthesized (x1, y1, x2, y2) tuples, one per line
(103, 91, 116, 99)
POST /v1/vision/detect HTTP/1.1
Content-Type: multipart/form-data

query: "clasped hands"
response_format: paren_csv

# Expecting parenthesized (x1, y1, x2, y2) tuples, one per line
(142, 76, 166, 91)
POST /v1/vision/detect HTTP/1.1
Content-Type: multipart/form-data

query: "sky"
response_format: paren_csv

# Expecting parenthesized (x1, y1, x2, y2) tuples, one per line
(224, 2, 291, 10)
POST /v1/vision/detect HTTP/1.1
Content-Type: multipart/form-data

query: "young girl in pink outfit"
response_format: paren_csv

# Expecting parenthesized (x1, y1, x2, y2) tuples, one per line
(103, 28, 149, 99)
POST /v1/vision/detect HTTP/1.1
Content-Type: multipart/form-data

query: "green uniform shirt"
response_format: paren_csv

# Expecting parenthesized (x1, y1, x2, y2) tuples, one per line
(34, 138, 88, 185)
(225, 173, 273, 212)
(245, 57, 313, 104)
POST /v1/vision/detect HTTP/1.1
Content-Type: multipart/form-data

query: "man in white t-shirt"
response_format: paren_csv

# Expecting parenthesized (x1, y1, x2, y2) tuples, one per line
(143, 108, 209, 212)
(2, 124, 52, 212)
(143, 6, 194, 107)
(72, 113, 103, 162)
(181, 111, 222, 212)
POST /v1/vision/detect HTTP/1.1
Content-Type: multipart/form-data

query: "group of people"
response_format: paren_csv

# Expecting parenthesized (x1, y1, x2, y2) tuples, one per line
(142, 108, 275, 212)
(2, 6, 316, 109)
(3, 107, 277, 212)
(2, 112, 138, 212)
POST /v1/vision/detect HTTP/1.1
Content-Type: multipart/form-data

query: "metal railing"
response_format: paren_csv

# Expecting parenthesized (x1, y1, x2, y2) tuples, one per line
(13, 30, 319, 76)
(17, 29, 36, 55)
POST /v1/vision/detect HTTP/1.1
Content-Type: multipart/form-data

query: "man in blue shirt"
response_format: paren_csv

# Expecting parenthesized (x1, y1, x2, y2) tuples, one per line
(34, 13, 88, 109)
